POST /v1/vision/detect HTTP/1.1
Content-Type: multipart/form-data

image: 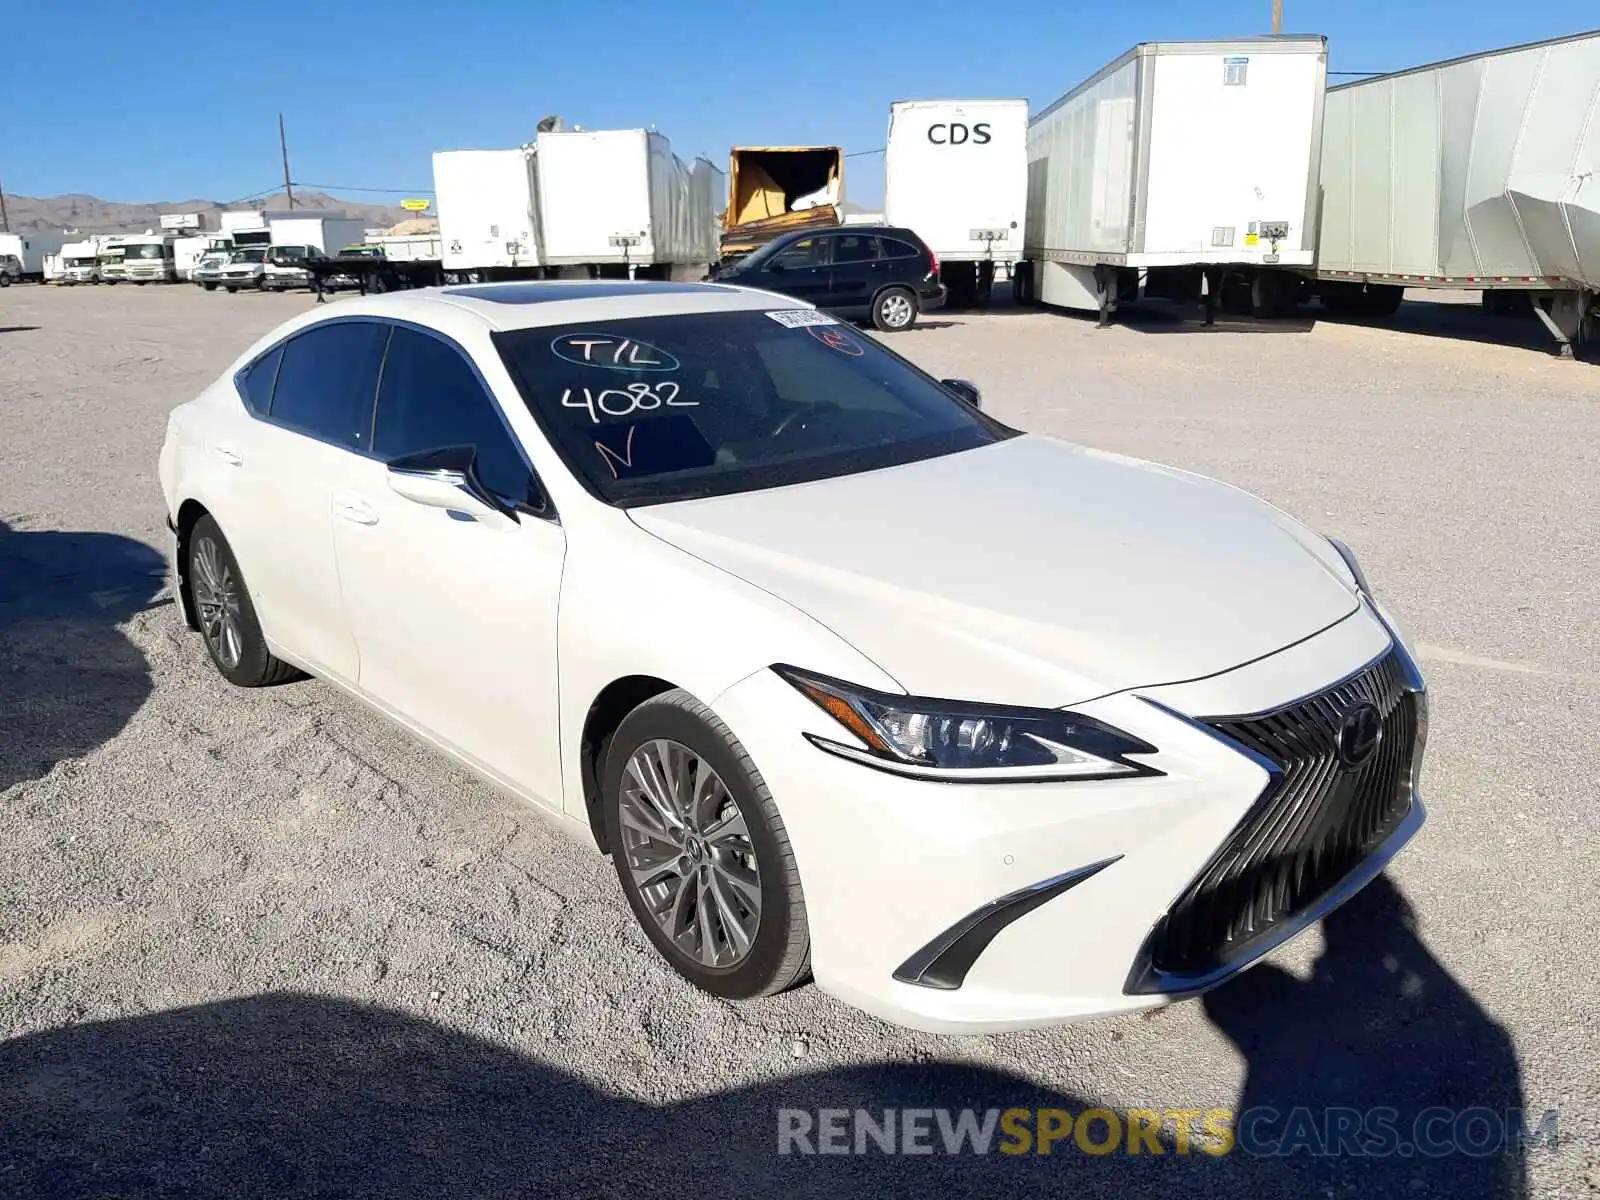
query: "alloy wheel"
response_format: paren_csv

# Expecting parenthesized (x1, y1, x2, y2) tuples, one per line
(191, 535, 244, 670)
(882, 293, 914, 328)
(618, 738, 762, 968)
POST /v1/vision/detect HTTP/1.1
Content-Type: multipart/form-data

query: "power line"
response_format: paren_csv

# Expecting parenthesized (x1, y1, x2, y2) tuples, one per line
(845, 148, 884, 159)
(294, 183, 435, 194)
(1329, 70, 1384, 76)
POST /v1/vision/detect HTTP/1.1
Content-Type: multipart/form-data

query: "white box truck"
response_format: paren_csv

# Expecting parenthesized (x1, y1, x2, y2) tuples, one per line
(268, 214, 368, 255)
(535, 128, 722, 278)
(884, 98, 1028, 306)
(1018, 36, 1327, 323)
(0, 231, 70, 280)
(434, 147, 543, 279)
(1313, 30, 1600, 355)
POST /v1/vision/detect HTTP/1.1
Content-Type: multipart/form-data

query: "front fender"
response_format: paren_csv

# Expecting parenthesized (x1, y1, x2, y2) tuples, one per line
(555, 514, 899, 823)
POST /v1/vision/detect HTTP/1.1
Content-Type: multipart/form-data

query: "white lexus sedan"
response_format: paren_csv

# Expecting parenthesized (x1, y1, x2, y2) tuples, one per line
(158, 281, 1428, 1033)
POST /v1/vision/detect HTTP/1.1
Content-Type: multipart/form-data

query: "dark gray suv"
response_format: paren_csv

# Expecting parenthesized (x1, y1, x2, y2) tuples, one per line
(713, 225, 946, 331)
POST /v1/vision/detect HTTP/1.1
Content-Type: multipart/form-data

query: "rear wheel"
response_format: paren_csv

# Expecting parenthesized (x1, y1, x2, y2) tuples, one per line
(187, 515, 301, 687)
(603, 690, 810, 999)
(872, 286, 919, 332)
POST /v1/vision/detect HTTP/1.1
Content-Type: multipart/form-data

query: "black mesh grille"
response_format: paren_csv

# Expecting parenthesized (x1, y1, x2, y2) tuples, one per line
(1150, 651, 1418, 977)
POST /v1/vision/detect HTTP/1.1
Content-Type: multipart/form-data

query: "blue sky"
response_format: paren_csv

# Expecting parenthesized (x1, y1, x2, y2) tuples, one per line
(0, 1, 1587, 208)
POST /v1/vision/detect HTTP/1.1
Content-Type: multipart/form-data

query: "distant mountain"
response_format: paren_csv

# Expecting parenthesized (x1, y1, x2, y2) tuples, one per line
(0, 190, 416, 234)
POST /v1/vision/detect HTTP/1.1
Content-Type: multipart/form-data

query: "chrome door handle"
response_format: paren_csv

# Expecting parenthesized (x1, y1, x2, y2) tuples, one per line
(332, 496, 379, 526)
(214, 445, 243, 466)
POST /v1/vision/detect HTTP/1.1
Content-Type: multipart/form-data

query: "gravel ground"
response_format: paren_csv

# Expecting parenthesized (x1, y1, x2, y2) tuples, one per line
(1, 283, 1596, 1199)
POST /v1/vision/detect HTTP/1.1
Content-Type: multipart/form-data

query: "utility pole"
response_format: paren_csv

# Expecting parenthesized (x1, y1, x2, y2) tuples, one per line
(1271, 0, 1282, 34)
(279, 113, 295, 209)
(0, 177, 9, 232)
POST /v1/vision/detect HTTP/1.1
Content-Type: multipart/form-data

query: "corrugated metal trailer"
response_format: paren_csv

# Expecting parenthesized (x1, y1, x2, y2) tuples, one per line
(1315, 29, 1599, 353)
(1018, 36, 1327, 323)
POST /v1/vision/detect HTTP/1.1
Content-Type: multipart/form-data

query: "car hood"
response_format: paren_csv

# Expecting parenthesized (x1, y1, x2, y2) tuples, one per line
(629, 436, 1361, 708)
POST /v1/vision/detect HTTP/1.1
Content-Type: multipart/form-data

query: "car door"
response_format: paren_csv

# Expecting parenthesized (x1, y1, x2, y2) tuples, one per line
(757, 235, 830, 304)
(215, 319, 387, 683)
(822, 232, 884, 315)
(328, 323, 567, 811)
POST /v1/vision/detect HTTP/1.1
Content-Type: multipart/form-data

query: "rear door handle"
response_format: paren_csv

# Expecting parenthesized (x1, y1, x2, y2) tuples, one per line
(332, 496, 379, 526)
(213, 445, 243, 467)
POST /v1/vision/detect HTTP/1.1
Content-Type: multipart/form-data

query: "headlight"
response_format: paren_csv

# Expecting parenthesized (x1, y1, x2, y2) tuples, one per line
(774, 666, 1160, 783)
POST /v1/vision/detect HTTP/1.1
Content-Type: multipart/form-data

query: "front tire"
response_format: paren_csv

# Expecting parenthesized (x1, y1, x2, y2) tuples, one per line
(187, 515, 301, 687)
(872, 286, 919, 331)
(603, 690, 810, 999)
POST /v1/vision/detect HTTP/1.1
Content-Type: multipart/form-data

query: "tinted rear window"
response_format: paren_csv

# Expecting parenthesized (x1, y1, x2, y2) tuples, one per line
(878, 238, 922, 260)
(494, 309, 1007, 506)
(269, 321, 389, 450)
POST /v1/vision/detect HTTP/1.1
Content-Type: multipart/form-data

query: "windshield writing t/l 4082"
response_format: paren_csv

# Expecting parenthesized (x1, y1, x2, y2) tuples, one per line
(562, 382, 693, 423)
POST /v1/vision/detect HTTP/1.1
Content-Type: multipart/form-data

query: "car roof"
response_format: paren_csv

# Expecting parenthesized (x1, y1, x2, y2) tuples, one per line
(296, 280, 812, 333)
(766, 225, 920, 246)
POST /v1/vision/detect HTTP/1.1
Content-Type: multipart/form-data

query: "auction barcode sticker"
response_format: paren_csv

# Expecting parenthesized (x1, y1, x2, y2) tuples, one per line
(766, 309, 837, 328)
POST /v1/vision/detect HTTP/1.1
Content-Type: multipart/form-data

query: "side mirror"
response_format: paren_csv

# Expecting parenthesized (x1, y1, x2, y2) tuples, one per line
(942, 378, 982, 410)
(386, 444, 517, 523)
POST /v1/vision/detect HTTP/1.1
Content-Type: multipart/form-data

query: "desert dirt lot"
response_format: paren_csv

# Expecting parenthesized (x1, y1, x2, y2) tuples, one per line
(1, 282, 1597, 1199)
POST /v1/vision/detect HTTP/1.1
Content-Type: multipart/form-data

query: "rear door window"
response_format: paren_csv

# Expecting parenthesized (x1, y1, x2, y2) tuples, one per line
(372, 326, 539, 506)
(831, 234, 877, 264)
(268, 320, 389, 451)
(877, 238, 922, 260)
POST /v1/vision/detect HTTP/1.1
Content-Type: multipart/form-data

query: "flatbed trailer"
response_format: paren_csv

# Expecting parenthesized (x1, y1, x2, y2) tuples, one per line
(303, 254, 446, 301)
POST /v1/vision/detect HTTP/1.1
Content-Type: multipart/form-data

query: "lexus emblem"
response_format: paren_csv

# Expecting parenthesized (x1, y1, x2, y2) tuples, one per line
(1336, 701, 1383, 767)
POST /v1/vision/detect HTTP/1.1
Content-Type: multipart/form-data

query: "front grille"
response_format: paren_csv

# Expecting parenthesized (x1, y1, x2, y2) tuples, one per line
(1150, 651, 1418, 978)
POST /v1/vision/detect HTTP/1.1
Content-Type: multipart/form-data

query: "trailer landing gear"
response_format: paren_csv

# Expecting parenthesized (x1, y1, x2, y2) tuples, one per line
(1530, 290, 1593, 359)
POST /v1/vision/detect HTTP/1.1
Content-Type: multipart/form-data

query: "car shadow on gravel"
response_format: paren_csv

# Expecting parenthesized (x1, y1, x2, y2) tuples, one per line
(0, 325, 41, 334)
(0, 521, 167, 793)
(0, 878, 1527, 1199)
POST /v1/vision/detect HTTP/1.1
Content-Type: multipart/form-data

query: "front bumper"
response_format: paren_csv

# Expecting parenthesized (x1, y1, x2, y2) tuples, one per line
(710, 604, 1424, 1033)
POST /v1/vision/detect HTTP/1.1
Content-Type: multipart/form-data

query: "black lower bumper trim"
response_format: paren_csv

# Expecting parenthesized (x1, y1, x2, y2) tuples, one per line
(893, 856, 1120, 991)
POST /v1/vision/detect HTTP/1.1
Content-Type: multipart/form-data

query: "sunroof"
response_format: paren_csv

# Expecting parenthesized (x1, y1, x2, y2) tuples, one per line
(444, 281, 727, 304)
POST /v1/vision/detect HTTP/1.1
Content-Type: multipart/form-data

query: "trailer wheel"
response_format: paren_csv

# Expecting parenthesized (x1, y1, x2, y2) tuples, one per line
(872, 287, 919, 332)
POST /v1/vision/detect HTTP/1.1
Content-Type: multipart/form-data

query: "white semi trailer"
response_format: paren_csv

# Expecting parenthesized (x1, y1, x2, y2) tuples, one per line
(884, 98, 1028, 307)
(1311, 29, 1600, 356)
(1018, 36, 1328, 323)
(434, 147, 545, 279)
(536, 128, 724, 279)
(433, 128, 724, 283)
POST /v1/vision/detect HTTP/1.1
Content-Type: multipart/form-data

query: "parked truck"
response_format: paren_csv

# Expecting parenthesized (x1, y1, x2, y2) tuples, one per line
(884, 98, 1028, 307)
(1311, 29, 1599, 356)
(720, 145, 844, 261)
(0, 231, 70, 281)
(1017, 36, 1327, 323)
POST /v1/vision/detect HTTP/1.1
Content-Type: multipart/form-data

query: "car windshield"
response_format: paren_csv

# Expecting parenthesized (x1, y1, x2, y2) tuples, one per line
(230, 248, 266, 263)
(494, 309, 1009, 506)
(123, 244, 165, 259)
